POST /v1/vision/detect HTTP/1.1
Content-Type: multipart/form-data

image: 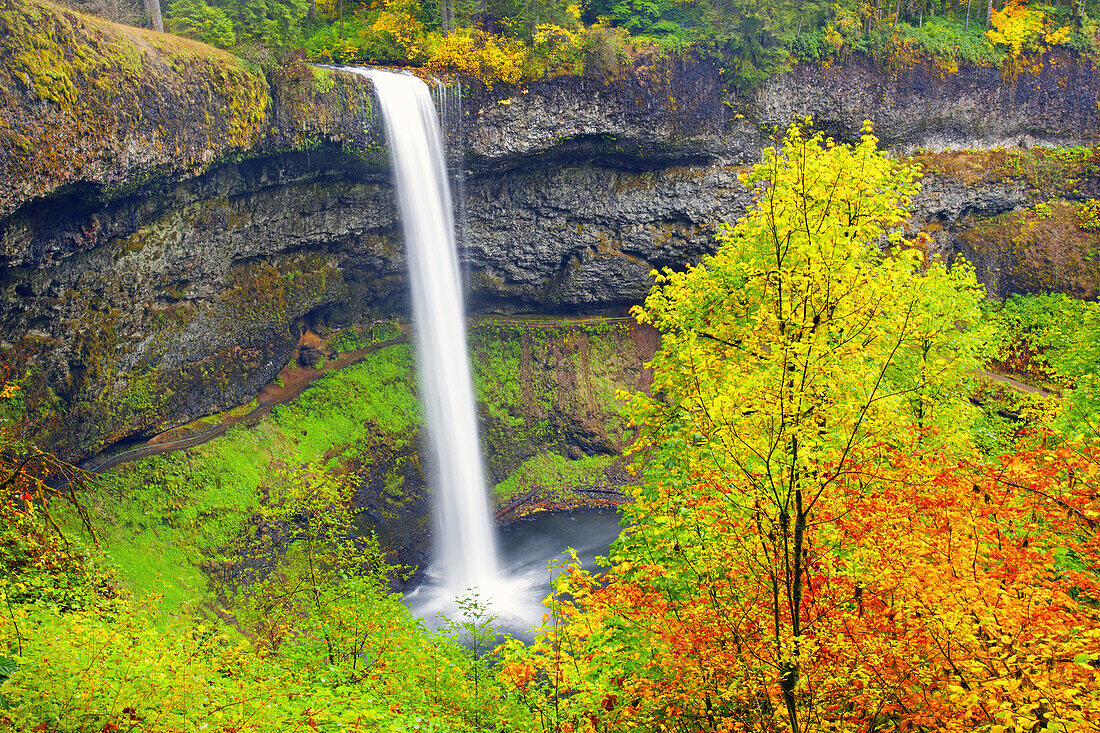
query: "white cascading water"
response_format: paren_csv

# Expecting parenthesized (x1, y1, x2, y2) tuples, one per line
(346, 67, 501, 596)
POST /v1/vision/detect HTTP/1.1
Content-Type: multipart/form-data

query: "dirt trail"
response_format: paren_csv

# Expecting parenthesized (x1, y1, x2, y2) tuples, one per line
(84, 315, 640, 474)
(976, 369, 1052, 397)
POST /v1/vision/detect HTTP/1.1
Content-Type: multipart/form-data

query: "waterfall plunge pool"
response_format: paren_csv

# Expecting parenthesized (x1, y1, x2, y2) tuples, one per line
(403, 507, 625, 641)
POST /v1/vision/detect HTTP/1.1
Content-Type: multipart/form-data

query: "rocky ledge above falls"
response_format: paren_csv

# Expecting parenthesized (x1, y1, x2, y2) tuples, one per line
(459, 51, 1100, 169)
(457, 55, 1100, 312)
(3, 0, 1100, 460)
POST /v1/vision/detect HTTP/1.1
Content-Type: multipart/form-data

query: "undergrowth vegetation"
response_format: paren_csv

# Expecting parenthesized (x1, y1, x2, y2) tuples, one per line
(78, 341, 419, 613)
(0, 458, 530, 731)
(989, 293, 1100, 432)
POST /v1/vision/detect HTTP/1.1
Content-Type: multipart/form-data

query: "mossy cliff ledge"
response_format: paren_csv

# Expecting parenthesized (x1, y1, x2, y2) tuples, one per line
(0, 0, 394, 459)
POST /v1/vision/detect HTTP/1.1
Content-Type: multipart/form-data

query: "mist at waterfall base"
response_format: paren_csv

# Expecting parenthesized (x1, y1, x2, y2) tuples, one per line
(349, 66, 622, 635)
(406, 508, 624, 639)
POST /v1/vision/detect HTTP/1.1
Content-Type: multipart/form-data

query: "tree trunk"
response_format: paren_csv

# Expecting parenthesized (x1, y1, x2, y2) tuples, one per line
(441, 0, 454, 34)
(144, 0, 163, 32)
(986, 0, 993, 27)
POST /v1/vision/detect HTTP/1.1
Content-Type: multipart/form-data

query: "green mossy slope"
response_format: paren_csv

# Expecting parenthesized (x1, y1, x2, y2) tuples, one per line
(0, 0, 382, 225)
(87, 341, 422, 613)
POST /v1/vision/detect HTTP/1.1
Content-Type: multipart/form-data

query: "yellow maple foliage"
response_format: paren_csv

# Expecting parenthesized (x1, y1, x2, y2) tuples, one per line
(370, 0, 426, 60)
(426, 30, 529, 88)
(988, 0, 1072, 58)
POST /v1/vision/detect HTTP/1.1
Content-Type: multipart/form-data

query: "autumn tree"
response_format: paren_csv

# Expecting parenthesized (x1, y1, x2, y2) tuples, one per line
(506, 439, 1100, 731)
(505, 121, 1009, 732)
(618, 120, 994, 730)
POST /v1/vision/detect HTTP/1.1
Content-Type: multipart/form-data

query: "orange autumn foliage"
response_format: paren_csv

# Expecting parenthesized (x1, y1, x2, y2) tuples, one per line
(507, 438, 1100, 732)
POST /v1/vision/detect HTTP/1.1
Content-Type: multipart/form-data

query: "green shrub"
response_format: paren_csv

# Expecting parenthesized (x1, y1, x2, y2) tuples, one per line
(0, 502, 108, 614)
(166, 0, 237, 48)
(1078, 199, 1100, 231)
(218, 0, 311, 50)
(791, 27, 830, 60)
(303, 18, 377, 62)
(991, 293, 1100, 433)
(580, 22, 632, 79)
(899, 16, 1004, 69)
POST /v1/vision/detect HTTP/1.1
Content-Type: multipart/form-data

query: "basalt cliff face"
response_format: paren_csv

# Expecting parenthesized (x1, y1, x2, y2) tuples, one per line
(2, 0, 1098, 459)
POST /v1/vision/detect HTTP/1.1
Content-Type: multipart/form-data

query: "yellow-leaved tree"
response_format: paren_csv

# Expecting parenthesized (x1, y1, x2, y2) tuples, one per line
(503, 120, 1003, 732)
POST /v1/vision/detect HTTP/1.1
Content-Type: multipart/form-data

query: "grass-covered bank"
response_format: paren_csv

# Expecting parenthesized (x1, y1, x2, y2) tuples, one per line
(81, 335, 422, 613)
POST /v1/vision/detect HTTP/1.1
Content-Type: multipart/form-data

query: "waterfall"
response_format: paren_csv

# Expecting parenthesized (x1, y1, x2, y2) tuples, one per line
(347, 67, 500, 594)
(431, 76, 470, 278)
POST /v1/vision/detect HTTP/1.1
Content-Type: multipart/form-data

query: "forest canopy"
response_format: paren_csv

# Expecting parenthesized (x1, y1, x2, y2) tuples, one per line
(64, 0, 1100, 90)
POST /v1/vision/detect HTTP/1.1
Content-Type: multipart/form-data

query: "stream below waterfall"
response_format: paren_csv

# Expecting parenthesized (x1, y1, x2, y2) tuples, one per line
(403, 507, 625, 640)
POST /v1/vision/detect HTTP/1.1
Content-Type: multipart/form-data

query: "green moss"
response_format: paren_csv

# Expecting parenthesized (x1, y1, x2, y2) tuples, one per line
(89, 437, 267, 617)
(469, 320, 645, 476)
(0, 0, 270, 216)
(959, 199, 1100, 296)
(275, 343, 420, 451)
(266, 60, 386, 163)
(331, 321, 404, 352)
(913, 146, 1100, 199)
(309, 65, 336, 94)
(117, 368, 172, 419)
(226, 398, 260, 417)
(492, 451, 618, 504)
(221, 252, 341, 325)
